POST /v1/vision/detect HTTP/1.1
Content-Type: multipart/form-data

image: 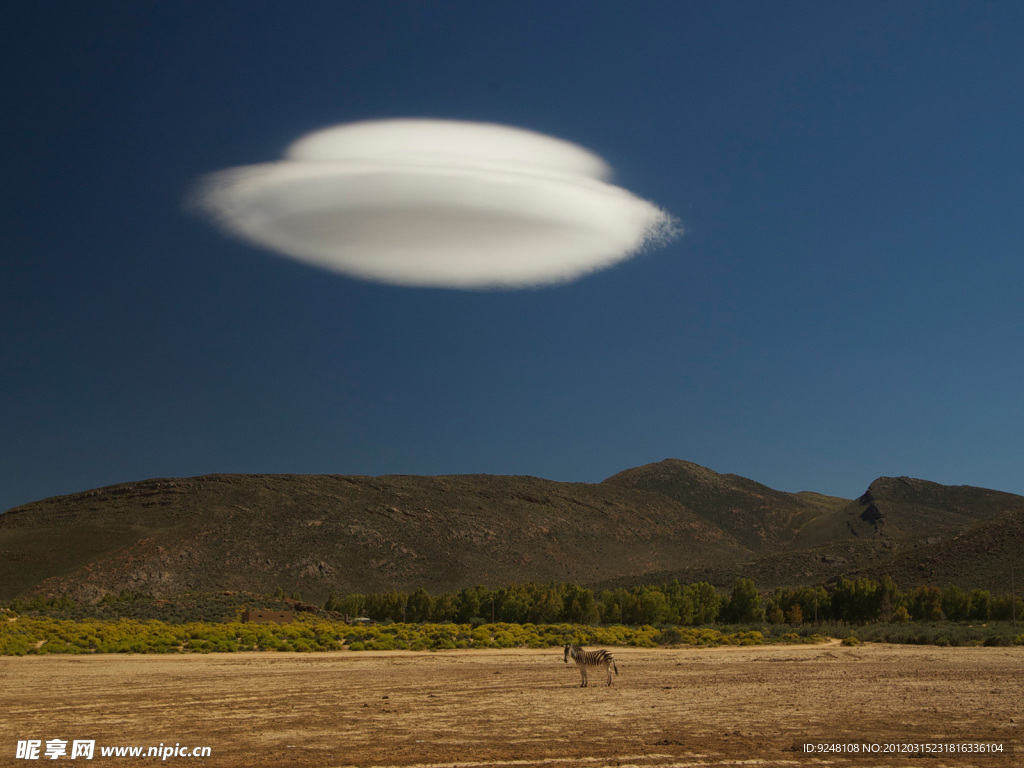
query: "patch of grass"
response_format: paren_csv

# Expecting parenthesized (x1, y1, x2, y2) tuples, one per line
(853, 621, 1022, 647)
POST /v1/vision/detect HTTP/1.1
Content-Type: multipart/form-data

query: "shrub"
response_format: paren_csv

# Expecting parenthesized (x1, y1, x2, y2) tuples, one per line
(983, 635, 1011, 647)
(657, 627, 684, 645)
(734, 630, 764, 646)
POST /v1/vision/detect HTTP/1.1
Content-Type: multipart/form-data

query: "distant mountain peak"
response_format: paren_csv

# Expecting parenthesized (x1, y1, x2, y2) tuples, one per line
(602, 458, 726, 488)
(858, 475, 1022, 512)
(603, 459, 851, 553)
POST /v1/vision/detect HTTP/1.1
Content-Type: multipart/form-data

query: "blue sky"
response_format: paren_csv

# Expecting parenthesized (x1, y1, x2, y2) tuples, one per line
(3, 1, 1023, 513)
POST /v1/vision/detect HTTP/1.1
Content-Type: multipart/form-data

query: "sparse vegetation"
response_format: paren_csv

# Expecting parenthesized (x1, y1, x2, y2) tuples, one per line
(0, 616, 789, 656)
(4, 573, 1022, 654)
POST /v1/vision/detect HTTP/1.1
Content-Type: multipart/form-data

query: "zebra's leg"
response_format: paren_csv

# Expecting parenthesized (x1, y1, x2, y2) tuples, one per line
(580, 665, 588, 687)
(606, 662, 613, 686)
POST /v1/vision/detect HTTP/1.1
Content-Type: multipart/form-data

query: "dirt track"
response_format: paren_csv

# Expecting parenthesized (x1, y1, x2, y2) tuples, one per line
(2, 643, 1020, 767)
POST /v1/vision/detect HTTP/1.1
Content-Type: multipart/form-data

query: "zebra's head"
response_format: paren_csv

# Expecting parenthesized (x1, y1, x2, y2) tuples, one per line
(563, 643, 578, 663)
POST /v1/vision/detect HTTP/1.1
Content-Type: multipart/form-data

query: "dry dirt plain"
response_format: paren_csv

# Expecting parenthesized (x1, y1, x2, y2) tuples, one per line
(2, 643, 1021, 767)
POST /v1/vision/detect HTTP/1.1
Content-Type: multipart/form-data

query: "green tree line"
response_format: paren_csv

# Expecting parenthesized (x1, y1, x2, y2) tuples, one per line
(325, 576, 1024, 627)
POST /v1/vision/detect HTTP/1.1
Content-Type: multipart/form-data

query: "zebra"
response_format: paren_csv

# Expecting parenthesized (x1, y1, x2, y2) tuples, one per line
(563, 643, 618, 687)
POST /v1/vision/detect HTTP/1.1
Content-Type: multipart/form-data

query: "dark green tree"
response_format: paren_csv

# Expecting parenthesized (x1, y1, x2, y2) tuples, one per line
(908, 586, 943, 621)
(689, 582, 723, 624)
(456, 586, 483, 623)
(941, 585, 970, 621)
(724, 578, 764, 623)
(406, 587, 434, 623)
(967, 589, 992, 621)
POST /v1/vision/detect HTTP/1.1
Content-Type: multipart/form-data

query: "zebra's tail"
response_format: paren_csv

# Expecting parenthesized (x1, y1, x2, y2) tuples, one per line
(613, 660, 619, 675)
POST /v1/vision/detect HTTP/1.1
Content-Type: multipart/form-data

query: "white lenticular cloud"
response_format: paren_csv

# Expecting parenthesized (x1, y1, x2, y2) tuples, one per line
(194, 119, 679, 289)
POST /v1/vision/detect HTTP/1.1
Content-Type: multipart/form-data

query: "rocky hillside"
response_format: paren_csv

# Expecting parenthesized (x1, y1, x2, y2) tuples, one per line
(795, 476, 1024, 546)
(2, 460, 1022, 601)
(605, 469, 1024, 594)
(602, 459, 849, 552)
(0, 470, 747, 601)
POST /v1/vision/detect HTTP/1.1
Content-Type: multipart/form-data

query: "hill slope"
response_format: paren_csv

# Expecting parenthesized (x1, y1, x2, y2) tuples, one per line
(603, 471, 1024, 593)
(3, 461, 1022, 601)
(602, 459, 849, 552)
(0, 471, 749, 601)
(795, 476, 1024, 547)
(856, 507, 1024, 593)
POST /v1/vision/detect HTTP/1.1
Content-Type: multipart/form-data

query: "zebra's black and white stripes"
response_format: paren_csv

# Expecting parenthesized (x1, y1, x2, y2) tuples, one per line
(563, 643, 618, 687)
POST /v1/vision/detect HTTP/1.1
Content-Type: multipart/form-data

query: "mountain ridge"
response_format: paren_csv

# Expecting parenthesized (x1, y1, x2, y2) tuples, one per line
(3, 460, 1022, 601)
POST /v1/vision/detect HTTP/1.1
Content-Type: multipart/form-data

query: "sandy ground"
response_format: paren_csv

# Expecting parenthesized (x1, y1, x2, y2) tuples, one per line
(1, 642, 1020, 767)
